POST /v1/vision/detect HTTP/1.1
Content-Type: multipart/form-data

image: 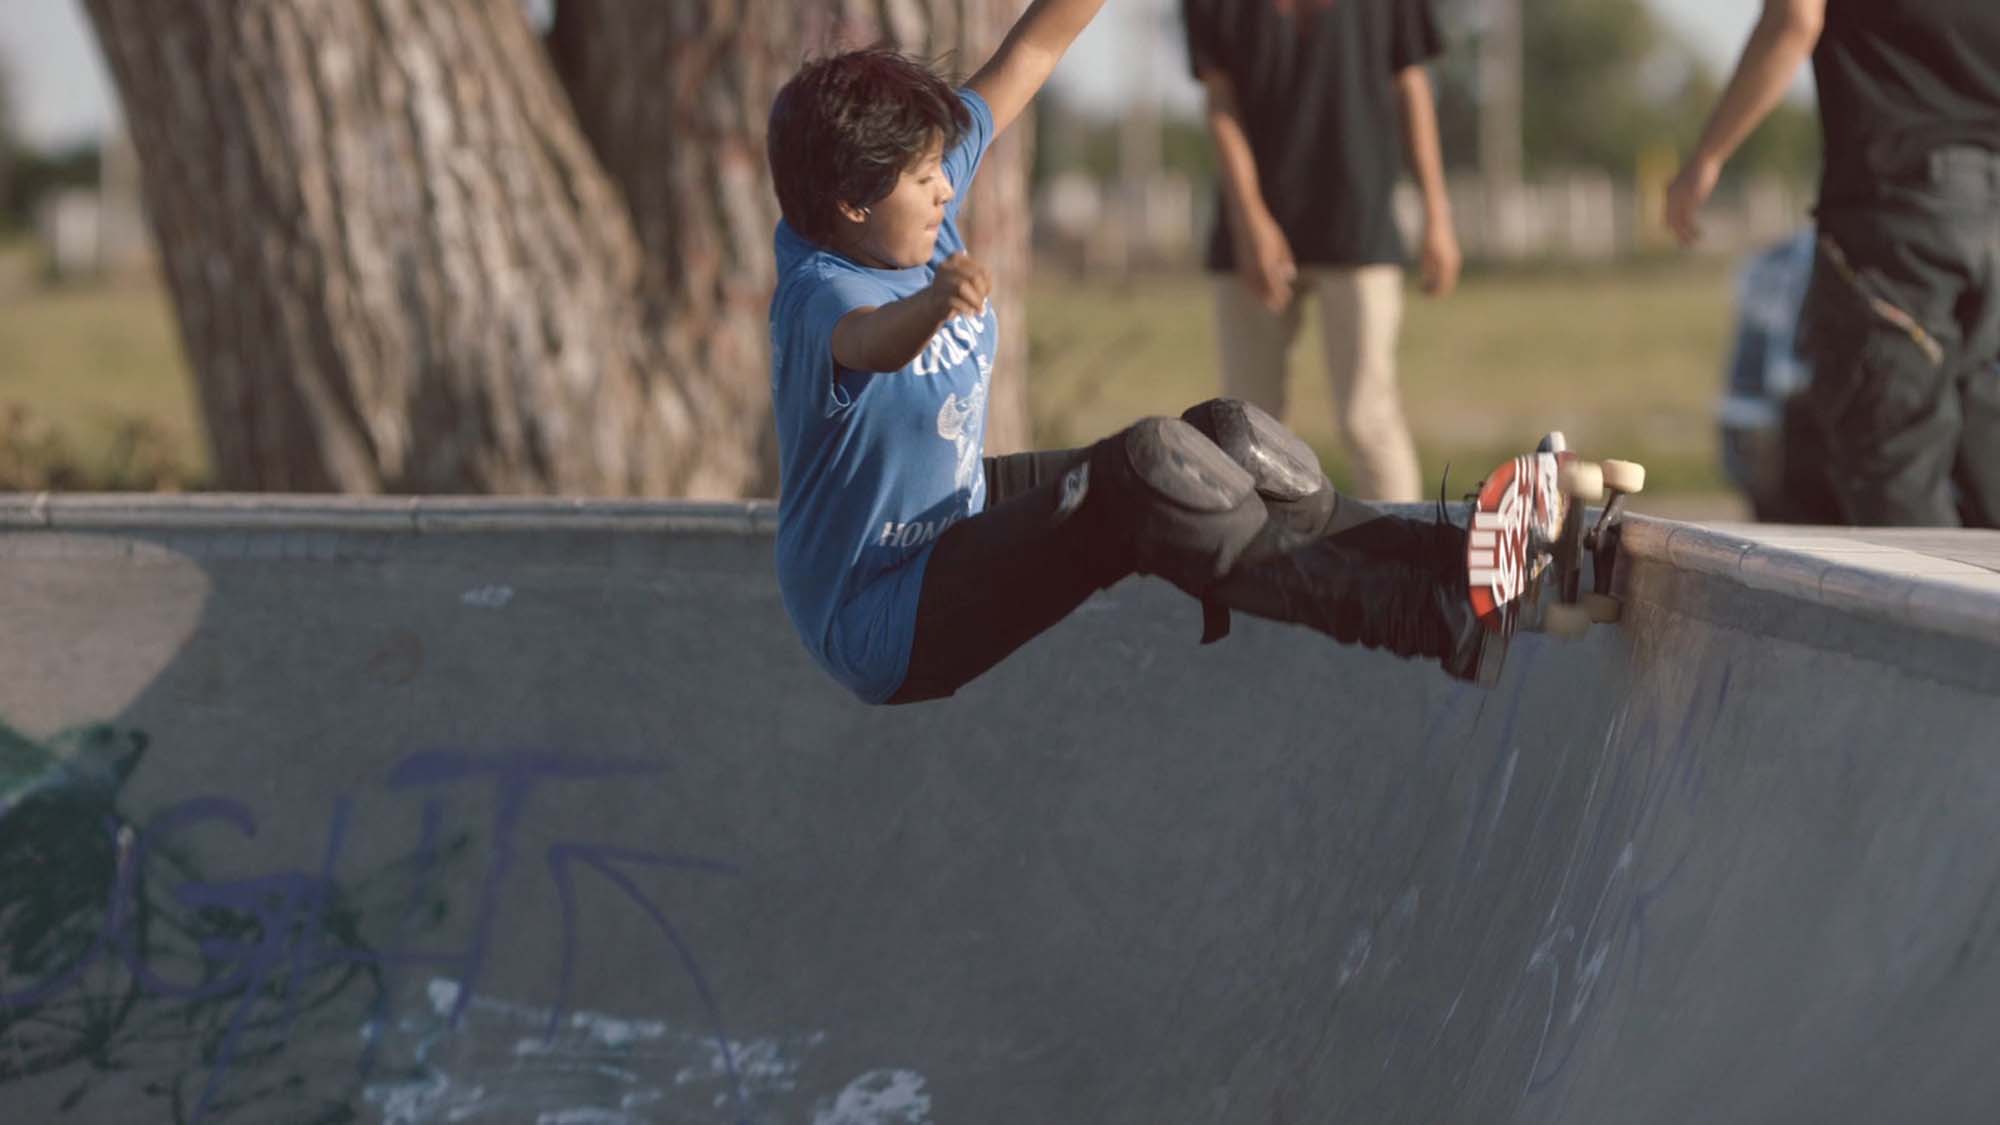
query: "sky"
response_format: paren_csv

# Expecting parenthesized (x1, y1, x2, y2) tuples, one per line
(1, 0, 1766, 150)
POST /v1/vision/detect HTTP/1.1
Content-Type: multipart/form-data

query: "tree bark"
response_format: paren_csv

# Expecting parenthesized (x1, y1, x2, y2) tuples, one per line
(545, 0, 813, 493)
(82, 0, 757, 496)
(0, 60, 13, 218)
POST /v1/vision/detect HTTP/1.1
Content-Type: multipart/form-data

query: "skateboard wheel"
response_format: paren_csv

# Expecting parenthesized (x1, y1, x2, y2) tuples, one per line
(1559, 460, 1605, 503)
(1545, 602, 1592, 639)
(1601, 459, 1646, 495)
(1581, 592, 1622, 624)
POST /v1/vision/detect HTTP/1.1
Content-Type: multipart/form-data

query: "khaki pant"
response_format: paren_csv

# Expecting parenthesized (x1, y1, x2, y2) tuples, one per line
(1212, 264, 1422, 502)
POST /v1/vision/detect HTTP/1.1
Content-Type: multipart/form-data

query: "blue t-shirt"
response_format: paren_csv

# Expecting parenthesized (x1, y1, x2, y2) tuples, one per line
(770, 88, 998, 702)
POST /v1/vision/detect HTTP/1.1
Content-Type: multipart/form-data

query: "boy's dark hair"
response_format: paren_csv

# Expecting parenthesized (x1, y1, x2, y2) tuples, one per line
(768, 48, 972, 244)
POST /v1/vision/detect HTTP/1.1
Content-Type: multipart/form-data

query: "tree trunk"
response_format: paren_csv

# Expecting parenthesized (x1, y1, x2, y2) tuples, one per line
(550, 0, 1037, 461)
(82, 0, 757, 496)
(545, 0, 810, 494)
(0, 60, 13, 222)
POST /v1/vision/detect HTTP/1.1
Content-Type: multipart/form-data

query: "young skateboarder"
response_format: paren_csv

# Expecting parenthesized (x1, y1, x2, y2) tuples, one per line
(765, 0, 1564, 705)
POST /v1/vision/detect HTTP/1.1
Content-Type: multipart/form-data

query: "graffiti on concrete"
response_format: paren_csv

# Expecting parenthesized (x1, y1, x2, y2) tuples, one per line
(0, 721, 405, 1122)
(0, 725, 750, 1123)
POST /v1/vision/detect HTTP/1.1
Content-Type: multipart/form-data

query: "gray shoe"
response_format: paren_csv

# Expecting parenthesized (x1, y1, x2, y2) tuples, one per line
(1208, 510, 1497, 683)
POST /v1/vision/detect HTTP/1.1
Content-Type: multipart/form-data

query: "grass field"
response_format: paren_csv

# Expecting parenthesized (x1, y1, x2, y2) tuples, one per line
(0, 242, 208, 488)
(0, 242, 1746, 505)
(1028, 255, 1740, 498)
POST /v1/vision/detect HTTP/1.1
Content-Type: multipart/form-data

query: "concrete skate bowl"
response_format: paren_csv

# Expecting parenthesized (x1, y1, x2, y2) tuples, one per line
(2, 494, 1998, 1125)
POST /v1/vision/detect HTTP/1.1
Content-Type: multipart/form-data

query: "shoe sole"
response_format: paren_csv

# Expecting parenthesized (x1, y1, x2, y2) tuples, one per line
(1463, 449, 1573, 685)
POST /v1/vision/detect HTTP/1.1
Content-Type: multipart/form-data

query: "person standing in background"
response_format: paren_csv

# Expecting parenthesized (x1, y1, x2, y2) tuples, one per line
(1183, 0, 1461, 503)
(1667, 0, 2000, 527)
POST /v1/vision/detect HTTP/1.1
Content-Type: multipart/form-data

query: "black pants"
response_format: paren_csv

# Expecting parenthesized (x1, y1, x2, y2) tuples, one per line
(888, 448, 1101, 704)
(1797, 146, 2000, 527)
(888, 444, 1391, 704)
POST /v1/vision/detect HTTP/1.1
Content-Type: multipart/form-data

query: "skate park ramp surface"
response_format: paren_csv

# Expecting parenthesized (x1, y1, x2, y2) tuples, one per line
(3, 493, 1999, 1125)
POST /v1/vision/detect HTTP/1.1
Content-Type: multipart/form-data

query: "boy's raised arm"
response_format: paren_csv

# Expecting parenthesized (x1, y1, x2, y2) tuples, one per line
(831, 253, 994, 373)
(966, 0, 1110, 136)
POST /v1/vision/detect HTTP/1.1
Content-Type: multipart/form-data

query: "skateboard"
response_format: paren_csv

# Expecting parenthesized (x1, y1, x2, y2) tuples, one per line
(1464, 432, 1646, 682)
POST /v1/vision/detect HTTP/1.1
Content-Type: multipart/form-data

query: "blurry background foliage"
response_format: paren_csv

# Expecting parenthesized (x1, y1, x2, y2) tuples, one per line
(1034, 0, 1817, 191)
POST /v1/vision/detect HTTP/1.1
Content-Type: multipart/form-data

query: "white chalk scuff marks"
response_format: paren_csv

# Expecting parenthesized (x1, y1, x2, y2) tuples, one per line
(460, 585, 515, 608)
(811, 1069, 935, 1125)
(361, 977, 825, 1123)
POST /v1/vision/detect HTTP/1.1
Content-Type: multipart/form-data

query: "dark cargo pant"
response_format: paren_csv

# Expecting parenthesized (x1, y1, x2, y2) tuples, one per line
(1796, 146, 2000, 528)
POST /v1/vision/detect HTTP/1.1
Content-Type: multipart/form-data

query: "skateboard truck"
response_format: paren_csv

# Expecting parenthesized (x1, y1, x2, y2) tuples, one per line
(1539, 433, 1645, 638)
(1587, 488, 1633, 597)
(1554, 485, 1633, 606)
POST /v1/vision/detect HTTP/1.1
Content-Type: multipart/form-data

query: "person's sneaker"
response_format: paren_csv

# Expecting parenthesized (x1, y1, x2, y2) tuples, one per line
(1426, 519, 1508, 685)
(1205, 440, 1575, 687)
(1205, 509, 1496, 681)
(1372, 511, 1508, 685)
(1456, 441, 1578, 684)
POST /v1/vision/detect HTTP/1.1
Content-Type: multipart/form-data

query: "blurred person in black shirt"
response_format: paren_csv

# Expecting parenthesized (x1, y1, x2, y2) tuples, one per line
(1182, 0, 1460, 504)
(1668, 0, 2000, 527)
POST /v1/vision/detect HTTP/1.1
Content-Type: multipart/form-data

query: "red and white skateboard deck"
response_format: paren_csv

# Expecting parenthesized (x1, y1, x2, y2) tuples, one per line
(1467, 449, 1572, 634)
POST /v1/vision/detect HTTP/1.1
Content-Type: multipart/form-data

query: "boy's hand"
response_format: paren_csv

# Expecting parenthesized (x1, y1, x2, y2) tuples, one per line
(926, 252, 992, 321)
(832, 253, 991, 372)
